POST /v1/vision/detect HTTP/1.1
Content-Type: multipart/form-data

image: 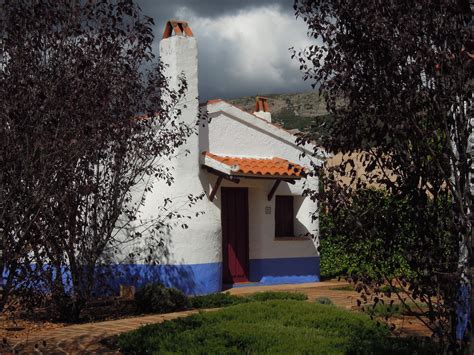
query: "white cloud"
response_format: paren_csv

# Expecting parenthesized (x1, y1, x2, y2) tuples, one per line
(173, 4, 316, 99)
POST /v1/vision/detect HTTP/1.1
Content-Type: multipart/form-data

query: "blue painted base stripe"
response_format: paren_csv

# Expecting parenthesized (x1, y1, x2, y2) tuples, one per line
(12, 257, 320, 297)
(100, 262, 222, 296)
(249, 256, 320, 285)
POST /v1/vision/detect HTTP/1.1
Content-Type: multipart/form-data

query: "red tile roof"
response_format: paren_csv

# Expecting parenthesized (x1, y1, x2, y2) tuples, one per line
(206, 99, 224, 105)
(204, 152, 306, 178)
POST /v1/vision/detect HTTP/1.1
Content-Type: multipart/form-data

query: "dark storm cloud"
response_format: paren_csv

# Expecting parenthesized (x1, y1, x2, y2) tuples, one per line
(136, 0, 315, 100)
(138, 0, 292, 19)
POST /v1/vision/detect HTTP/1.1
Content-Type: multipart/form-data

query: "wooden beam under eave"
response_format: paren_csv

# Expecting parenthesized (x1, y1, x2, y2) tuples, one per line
(267, 180, 281, 201)
(209, 176, 223, 202)
(205, 167, 240, 184)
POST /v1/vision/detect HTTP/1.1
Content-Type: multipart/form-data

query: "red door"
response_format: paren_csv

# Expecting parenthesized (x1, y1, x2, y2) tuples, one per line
(221, 187, 249, 284)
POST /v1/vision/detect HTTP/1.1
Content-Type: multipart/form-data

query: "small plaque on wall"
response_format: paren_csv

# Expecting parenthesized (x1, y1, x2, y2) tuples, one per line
(265, 206, 271, 215)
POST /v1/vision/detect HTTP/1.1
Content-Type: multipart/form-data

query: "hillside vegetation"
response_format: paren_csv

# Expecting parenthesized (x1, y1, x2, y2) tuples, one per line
(228, 91, 329, 131)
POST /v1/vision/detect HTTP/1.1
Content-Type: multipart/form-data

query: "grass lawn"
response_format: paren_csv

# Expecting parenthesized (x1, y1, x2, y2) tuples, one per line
(117, 300, 436, 354)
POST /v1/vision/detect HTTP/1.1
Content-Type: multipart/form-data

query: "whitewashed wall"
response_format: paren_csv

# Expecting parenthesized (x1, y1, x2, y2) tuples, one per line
(114, 31, 323, 294)
(200, 103, 321, 261)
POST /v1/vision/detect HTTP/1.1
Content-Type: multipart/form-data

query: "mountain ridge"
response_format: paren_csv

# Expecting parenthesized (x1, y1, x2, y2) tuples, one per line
(227, 91, 329, 131)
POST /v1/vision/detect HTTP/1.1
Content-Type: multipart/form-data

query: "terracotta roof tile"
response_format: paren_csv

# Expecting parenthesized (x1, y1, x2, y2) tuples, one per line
(204, 152, 306, 178)
(206, 99, 224, 105)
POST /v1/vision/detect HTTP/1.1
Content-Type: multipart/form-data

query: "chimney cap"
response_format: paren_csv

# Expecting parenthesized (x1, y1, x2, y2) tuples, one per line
(162, 20, 194, 39)
(255, 96, 270, 112)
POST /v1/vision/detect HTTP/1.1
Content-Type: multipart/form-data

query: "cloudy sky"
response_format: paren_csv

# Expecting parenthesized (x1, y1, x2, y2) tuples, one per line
(137, 0, 316, 101)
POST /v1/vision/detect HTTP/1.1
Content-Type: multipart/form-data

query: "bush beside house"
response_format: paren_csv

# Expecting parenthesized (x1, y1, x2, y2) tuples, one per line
(319, 188, 455, 280)
(135, 283, 190, 314)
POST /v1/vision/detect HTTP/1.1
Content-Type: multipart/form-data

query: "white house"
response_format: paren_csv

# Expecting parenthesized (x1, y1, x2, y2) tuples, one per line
(117, 20, 326, 295)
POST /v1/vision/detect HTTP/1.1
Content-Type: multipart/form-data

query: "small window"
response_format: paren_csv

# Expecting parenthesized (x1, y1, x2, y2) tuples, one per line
(275, 195, 294, 237)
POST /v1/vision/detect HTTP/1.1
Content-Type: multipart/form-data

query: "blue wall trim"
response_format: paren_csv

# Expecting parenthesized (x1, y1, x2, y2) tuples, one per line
(11, 257, 319, 297)
(249, 256, 320, 285)
(101, 262, 222, 296)
(105, 257, 318, 294)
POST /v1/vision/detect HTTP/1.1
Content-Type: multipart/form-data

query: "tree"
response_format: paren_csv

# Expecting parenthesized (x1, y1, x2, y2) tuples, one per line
(294, 0, 473, 350)
(0, 0, 194, 320)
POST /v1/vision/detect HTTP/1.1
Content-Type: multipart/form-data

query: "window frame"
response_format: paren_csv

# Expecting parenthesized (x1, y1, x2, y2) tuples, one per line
(274, 195, 294, 238)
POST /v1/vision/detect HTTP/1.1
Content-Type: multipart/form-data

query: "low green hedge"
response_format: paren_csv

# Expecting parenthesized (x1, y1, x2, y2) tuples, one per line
(246, 291, 307, 302)
(118, 300, 438, 354)
(136, 283, 308, 314)
(190, 291, 307, 309)
(189, 292, 242, 309)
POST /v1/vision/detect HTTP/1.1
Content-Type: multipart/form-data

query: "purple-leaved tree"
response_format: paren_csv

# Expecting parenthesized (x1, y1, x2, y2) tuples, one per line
(0, 0, 195, 321)
(294, 0, 473, 350)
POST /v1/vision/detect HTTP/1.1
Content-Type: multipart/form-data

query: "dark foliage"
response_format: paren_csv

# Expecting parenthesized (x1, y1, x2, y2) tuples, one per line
(135, 283, 189, 314)
(294, 0, 473, 349)
(319, 189, 456, 280)
(315, 296, 334, 305)
(0, 0, 195, 320)
(189, 292, 242, 309)
(273, 108, 314, 131)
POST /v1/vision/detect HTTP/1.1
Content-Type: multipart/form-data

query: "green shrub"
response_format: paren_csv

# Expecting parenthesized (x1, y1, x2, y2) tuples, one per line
(362, 302, 428, 318)
(247, 291, 307, 302)
(315, 296, 333, 305)
(190, 292, 243, 309)
(189, 291, 307, 309)
(361, 303, 406, 318)
(134, 287, 309, 314)
(319, 189, 412, 279)
(328, 284, 354, 291)
(135, 283, 189, 314)
(319, 188, 455, 280)
(117, 300, 438, 354)
(272, 108, 315, 131)
(378, 284, 403, 293)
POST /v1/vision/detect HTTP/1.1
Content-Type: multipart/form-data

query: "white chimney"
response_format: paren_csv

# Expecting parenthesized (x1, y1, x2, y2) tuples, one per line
(159, 20, 198, 121)
(159, 20, 200, 174)
(253, 96, 272, 122)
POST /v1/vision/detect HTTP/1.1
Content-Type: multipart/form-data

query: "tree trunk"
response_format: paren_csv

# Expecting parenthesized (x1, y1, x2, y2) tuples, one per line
(465, 4, 473, 351)
(469, 98, 474, 355)
(467, 23, 474, 348)
(470, 264, 473, 354)
(0, 229, 3, 308)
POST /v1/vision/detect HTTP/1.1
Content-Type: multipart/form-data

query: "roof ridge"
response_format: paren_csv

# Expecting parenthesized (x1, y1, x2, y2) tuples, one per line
(204, 98, 298, 137)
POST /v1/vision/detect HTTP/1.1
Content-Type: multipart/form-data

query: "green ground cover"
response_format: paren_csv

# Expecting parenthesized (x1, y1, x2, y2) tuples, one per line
(134, 282, 309, 314)
(117, 300, 436, 354)
(189, 290, 307, 309)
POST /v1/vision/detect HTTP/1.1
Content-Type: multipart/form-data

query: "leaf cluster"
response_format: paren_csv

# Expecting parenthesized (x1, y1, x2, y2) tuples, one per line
(0, 0, 195, 320)
(294, 0, 472, 346)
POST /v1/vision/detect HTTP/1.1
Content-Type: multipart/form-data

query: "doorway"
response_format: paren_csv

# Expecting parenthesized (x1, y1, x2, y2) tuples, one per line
(221, 187, 249, 284)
